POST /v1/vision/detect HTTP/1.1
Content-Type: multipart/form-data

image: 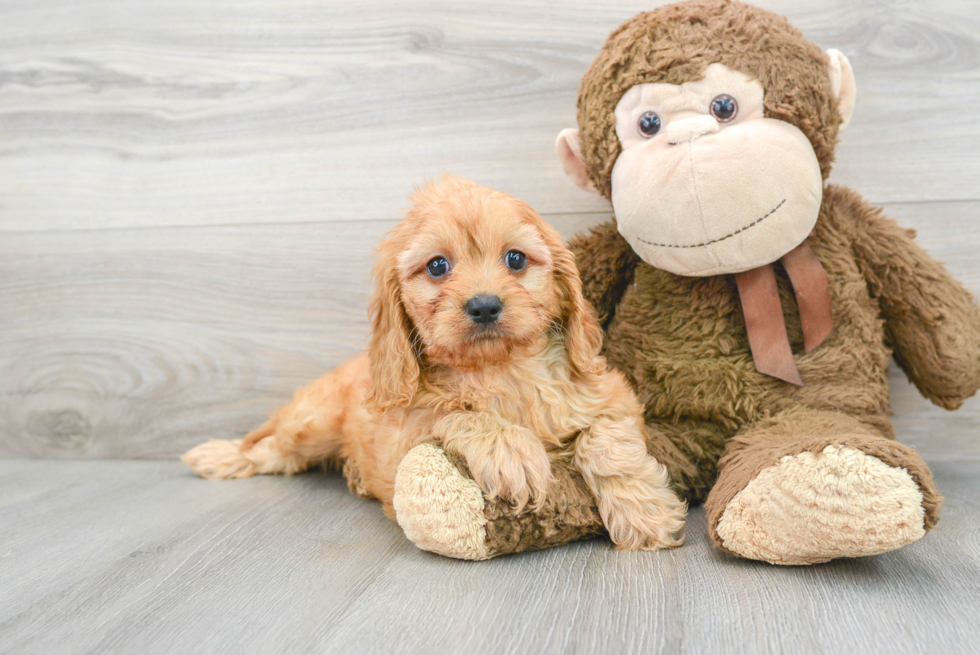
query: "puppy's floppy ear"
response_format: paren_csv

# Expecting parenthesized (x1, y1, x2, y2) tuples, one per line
(366, 239, 420, 411)
(543, 223, 604, 376)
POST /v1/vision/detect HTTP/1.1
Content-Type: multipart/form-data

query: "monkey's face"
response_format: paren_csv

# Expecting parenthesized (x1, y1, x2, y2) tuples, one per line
(607, 63, 823, 276)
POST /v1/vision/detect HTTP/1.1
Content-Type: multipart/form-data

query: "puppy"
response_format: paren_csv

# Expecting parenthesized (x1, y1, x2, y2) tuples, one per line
(183, 175, 686, 551)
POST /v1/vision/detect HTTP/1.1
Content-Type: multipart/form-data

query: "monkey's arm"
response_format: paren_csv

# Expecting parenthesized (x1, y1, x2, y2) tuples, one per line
(566, 219, 641, 328)
(839, 186, 980, 409)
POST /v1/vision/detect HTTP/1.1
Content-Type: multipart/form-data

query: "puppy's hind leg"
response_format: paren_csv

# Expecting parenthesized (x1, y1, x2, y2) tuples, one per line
(574, 417, 687, 551)
(182, 355, 370, 480)
(181, 421, 313, 481)
(181, 433, 288, 481)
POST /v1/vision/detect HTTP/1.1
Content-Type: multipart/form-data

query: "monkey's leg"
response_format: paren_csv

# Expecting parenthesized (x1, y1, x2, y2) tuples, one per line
(643, 417, 731, 505)
(391, 443, 604, 560)
(704, 406, 942, 565)
(390, 418, 709, 560)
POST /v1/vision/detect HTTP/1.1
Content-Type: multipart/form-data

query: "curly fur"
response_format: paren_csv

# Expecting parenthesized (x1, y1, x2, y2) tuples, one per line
(182, 175, 686, 552)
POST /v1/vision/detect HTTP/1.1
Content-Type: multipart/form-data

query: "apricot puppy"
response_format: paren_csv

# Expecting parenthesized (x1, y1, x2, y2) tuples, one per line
(183, 175, 686, 551)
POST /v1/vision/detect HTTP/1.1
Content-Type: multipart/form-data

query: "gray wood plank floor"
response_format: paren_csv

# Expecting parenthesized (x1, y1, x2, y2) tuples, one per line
(2, 456, 979, 655)
(3, 0, 980, 653)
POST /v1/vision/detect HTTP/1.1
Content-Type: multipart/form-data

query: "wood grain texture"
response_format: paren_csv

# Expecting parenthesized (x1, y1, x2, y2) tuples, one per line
(0, 214, 602, 458)
(1, 0, 979, 234)
(3, 202, 979, 459)
(0, 200, 977, 459)
(1, 457, 978, 654)
(1, 1, 979, 459)
(3, 2, 980, 652)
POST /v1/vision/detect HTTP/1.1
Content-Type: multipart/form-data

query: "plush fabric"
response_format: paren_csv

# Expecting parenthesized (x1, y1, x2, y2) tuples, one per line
(449, 451, 607, 558)
(703, 406, 941, 563)
(576, 0, 842, 199)
(389, 0, 980, 564)
(715, 444, 927, 565)
(569, 184, 977, 505)
(609, 63, 824, 276)
(388, 444, 606, 560)
(393, 443, 491, 560)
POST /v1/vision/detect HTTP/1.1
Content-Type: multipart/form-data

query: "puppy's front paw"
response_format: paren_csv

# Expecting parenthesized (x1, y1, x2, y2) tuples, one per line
(605, 489, 687, 552)
(462, 427, 553, 513)
(181, 439, 255, 480)
(599, 459, 687, 552)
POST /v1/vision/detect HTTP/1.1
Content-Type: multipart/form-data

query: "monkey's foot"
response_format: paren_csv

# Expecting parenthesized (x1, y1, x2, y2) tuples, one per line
(393, 443, 606, 560)
(393, 443, 491, 560)
(715, 444, 927, 565)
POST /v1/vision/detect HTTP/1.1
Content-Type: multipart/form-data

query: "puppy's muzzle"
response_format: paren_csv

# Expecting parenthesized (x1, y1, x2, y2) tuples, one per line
(466, 295, 503, 324)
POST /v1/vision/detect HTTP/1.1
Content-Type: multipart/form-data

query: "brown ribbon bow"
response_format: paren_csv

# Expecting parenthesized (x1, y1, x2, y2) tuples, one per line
(733, 241, 833, 386)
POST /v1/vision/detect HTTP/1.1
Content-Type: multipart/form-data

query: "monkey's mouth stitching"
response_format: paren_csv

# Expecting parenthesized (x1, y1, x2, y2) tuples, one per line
(637, 199, 787, 249)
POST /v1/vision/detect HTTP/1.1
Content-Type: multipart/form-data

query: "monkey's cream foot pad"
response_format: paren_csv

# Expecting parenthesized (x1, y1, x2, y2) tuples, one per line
(716, 444, 927, 565)
(393, 443, 491, 560)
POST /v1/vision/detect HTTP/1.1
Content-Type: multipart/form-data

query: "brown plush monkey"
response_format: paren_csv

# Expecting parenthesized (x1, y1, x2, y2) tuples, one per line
(389, 0, 980, 564)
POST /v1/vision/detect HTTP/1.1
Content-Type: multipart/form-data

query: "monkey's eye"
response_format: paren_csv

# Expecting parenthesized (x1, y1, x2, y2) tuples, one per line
(505, 250, 527, 271)
(426, 256, 450, 278)
(710, 94, 738, 122)
(637, 111, 662, 138)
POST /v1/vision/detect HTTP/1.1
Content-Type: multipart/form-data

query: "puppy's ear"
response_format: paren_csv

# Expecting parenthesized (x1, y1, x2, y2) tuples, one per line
(366, 246, 420, 411)
(548, 230, 605, 377)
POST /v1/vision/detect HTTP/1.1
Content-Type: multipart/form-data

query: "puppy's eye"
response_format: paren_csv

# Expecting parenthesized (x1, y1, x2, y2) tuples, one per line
(637, 111, 661, 138)
(426, 257, 450, 278)
(505, 250, 527, 271)
(710, 94, 738, 122)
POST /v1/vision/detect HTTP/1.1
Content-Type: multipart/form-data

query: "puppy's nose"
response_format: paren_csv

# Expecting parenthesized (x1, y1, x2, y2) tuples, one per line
(466, 295, 503, 324)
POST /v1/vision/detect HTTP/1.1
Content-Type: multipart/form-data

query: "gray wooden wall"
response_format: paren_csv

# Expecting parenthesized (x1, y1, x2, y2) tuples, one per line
(2, 0, 979, 460)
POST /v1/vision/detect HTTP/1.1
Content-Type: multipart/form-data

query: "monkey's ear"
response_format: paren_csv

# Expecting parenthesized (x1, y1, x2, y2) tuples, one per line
(825, 49, 857, 132)
(555, 129, 598, 193)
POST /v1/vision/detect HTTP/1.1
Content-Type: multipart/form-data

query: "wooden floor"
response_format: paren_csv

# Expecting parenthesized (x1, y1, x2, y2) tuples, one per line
(3, 0, 980, 652)
(2, 456, 979, 655)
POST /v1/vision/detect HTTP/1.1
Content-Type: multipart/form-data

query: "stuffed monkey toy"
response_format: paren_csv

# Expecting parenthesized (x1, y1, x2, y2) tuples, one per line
(389, 0, 980, 564)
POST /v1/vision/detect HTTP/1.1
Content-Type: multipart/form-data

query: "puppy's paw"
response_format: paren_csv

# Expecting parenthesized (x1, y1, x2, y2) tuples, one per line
(605, 492, 687, 552)
(464, 427, 553, 513)
(599, 459, 687, 552)
(181, 439, 256, 480)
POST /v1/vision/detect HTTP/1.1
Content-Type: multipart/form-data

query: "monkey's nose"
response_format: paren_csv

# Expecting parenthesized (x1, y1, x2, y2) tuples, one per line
(466, 295, 503, 324)
(665, 115, 720, 145)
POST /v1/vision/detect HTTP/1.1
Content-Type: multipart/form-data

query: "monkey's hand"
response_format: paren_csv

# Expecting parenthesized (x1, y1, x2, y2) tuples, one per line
(843, 186, 980, 409)
(435, 412, 553, 513)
